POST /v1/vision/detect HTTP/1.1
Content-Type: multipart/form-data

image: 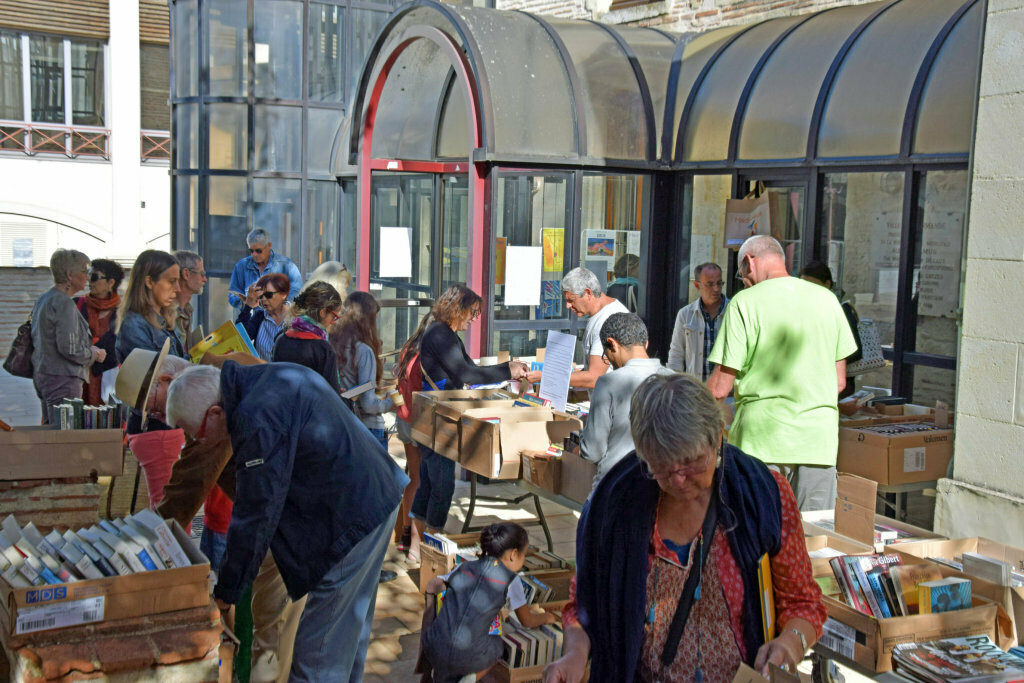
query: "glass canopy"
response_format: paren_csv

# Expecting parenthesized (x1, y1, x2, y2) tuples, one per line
(337, 0, 982, 173)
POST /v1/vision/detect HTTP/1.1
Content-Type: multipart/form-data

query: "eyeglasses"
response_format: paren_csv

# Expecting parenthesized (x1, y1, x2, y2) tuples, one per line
(90, 272, 108, 282)
(642, 444, 720, 481)
(260, 290, 279, 300)
(325, 308, 341, 324)
(185, 268, 207, 278)
(249, 247, 265, 254)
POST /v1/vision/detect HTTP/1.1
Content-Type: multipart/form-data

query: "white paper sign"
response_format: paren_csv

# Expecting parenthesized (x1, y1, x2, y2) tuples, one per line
(379, 227, 412, 278)
(626, 231, 641, 256)
(16, 596, 105, 634)
(504, 246, 543, 306)
(538, 330, 576, 412)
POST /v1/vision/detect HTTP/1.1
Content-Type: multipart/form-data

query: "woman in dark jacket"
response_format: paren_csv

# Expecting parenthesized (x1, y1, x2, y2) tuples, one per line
(271, 280, 343, 393)
(75, 258, 124, 405)
(410, 285, 529, 538)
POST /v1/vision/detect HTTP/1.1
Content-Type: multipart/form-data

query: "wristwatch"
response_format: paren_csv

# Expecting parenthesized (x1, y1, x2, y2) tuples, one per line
(789, 627, 808, 656)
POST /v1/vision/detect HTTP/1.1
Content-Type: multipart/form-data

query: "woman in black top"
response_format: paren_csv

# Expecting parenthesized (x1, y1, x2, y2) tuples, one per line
(411, 285, 529, 537)
(271, 280, 343, 392)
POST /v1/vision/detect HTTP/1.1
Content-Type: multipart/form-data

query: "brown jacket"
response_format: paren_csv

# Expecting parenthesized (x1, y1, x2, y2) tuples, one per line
(155, 351, 263, 528)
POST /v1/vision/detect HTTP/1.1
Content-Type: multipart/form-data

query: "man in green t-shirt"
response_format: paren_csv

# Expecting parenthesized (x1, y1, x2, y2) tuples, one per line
(707, 236, 857, 510)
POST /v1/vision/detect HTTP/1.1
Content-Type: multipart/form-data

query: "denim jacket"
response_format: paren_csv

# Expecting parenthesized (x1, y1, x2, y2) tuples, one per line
(227, 250, 303, 311)
(115, 310, 187, 364)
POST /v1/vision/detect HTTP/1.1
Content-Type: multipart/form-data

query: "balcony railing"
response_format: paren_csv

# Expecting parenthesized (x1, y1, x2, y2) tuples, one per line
(0, 120, 110, 160)
(141, 130, 170, 162)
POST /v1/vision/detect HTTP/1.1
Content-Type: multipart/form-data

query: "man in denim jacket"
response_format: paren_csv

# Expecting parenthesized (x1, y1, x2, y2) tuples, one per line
(227, 228, 303, 312)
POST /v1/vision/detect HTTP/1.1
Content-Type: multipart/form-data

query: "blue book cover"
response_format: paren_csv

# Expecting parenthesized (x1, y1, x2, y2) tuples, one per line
(919, 577, 971, 614)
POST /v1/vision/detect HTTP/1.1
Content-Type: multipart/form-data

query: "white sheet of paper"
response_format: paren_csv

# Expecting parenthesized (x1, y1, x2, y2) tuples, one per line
(626, 231, 641, 256)
(379, 227, 412, 277)
(538, 330, 576, 412)
(504, 246, 543, 306)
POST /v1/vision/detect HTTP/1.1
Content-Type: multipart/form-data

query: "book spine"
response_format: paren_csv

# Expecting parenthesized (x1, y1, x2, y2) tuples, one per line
(839, 558, 868, 614)
(135, 548, 159, 571)
(830, 557, 854, 607)
(865, 571, 892, 618)
(881, 572, 902, 617)
(919, 585, 933, 614)
(851, 559, 884, 617)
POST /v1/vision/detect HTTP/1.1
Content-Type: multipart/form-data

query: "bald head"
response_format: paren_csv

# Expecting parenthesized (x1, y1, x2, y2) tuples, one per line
(737, 235, 788, 286)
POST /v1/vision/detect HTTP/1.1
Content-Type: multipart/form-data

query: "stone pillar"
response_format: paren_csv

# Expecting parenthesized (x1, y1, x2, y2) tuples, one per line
(936, 0, 1024, 544)
(108, 2, 145, 261)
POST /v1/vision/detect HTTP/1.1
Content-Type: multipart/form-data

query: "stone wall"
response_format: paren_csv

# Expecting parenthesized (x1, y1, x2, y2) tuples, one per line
(937, 0, 1024, 544)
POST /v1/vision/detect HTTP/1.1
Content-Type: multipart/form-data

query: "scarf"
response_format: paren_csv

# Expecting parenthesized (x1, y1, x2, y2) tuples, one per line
(78, 294, 120, 343)
(575, 445, 782, 682)
(284, 314, 327, 341)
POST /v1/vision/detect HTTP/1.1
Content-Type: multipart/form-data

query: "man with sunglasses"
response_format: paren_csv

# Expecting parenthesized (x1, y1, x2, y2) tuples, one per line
(667, 262, 728, 379)
(174, 250, 207, 350)
(227, 228, 303, 313)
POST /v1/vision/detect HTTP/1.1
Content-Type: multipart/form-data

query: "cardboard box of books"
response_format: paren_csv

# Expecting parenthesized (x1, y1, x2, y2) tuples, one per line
(495, 601, 584, 683)
(521, 452, 561, 494)
(432, 399, 521, 462)
(0, 426, 124, 479)
(804, 534, 873, 577)
(418, 532, 481, 593)
(892, 537, 1024, 645)
(559, 451, 596, 505)
(0, 511, 209, 636)
(802, 511, 943, 553)
(409, 389, 517, 449)
(837, 419, 952, 485)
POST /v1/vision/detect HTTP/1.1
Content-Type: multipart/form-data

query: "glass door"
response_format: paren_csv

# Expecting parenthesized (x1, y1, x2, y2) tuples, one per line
(441, 174, 469, 290)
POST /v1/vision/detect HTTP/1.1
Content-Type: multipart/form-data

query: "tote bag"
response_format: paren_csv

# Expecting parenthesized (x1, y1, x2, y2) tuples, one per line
(846, 319, 886, 375)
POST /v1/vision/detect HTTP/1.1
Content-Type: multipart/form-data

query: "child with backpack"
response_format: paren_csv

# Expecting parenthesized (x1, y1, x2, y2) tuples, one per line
(419, 522, 559, 682)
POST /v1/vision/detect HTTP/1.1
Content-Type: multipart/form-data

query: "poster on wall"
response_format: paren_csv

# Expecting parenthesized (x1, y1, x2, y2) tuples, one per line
(495, 237, 507, 286)
(870, 211, 902, 269)
(504, 246, 543, 306)
(536, 277, 563, 319)
(542, 228, 564, 272)
(11, 239, 33, 267)
(583, 229, 616, 284)
(626, 231, 641, 257)
(918, 212, 963, 318)
(379, 227, 412, 277)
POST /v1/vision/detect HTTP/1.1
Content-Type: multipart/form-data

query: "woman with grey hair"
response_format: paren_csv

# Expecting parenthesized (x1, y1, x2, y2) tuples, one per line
(30, 249, 106, 422)
(546, 373, 825, 682)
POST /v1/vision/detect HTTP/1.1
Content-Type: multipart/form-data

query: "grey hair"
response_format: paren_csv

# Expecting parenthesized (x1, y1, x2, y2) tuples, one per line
(49, 249, 90, 285)
(246, 228, 270, 247)
(166, 365, 222, 433)
(629, 373, 724, 470)
(737, 235, 784, 263)
(148, 356, 193, 402)
(561, 267, 602, 297)
(600, 312, 647, 349)
(693, 262, 722, 279)
(173, 250, 202, 272)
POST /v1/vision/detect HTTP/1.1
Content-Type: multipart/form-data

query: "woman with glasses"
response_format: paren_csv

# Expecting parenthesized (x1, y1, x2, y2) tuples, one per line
(545, 373, 825, 683)
(271, 280, 343, 393)
(410, 286, 530, 542)
(29, 249, 106, 422)
(237, 272, 291, 361)
(74, 259, 125, 405)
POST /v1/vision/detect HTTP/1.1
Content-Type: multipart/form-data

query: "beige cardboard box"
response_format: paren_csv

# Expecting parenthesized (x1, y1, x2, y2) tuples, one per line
(521, 453, 561, 494)
(0, 520, 208, 636)
(418, 532, 480, 593)
(804, 534, 873, 577)
(0, 426, 124, 479)
(409, 389, 516, 448)
(837, 420, 952, 485)
(802, 509, 943, 553)
(559, 451, 596, 505)
(433, 399, 519, 462)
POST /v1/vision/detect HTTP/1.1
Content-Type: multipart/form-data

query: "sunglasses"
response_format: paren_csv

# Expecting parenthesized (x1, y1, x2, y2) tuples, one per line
(259, 290, 280, 300)
(90, 272, 108, 282)
(250, 247, 265, 254)
(642, 443, 721, 481)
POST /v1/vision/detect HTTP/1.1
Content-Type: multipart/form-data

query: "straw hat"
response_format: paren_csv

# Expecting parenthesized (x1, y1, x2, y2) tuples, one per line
(114, 337, 171, 426)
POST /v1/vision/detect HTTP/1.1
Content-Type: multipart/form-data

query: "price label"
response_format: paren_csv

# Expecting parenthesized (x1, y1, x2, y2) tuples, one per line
(904, 446, 927, 473)
(819, 617, 856, 659)
(16, 596, 105, 634)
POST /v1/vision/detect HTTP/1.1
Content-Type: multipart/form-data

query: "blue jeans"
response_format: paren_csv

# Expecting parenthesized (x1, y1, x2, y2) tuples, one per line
(409, 446, 455, 530)
(200, 528, 227, 574)
(369, 428, 389, 454)
(289, 504, 399, 682)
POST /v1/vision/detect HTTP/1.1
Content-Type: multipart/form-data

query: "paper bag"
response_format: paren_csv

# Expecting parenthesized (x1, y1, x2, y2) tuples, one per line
(725, 184, 773, 249)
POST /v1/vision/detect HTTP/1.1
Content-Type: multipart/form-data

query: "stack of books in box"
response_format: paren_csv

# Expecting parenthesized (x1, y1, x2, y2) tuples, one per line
(499, 602, 567, 679)
(828, 553, 975, 618)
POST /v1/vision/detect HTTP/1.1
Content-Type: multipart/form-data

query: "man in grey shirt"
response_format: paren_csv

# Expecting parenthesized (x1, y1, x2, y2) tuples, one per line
(579, 313, 673, 489)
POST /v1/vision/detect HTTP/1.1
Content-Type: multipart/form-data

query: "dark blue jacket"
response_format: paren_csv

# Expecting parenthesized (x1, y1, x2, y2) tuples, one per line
(213, 361, 409, 603)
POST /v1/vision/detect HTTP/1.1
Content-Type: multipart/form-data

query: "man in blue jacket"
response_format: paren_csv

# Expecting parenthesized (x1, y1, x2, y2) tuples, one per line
(166, 361, 408, 681)
(227, 228, 303, 312)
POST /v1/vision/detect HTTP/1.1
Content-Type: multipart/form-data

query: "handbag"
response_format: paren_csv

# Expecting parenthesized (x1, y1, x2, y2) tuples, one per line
(3, 316, 34, 379)
(846, 318, 886, 375)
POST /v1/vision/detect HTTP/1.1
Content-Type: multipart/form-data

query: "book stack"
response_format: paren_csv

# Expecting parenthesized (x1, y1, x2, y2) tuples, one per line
(47, 399, 127, 430)
(0, 510, 194, 588)
(517, 574, 556, 605)
(523, 549, 571, 572)
(501, 606, 565, 671)
(892, 634, 1024, 682)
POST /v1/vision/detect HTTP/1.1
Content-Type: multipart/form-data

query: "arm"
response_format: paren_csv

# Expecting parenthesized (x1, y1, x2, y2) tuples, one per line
(835, 360, 846, 396)
(355, 345, 393, 415)
(707, 365, 737, 400)
(568, 355, 609, 390)
(156, 436, 234, 529)
(53, 299, 95, 366)
(666, 309, 686, 372)
(93, 315, 119, 373)
(544, 576, 590, 683)
(515, 605, 558, 628)
(236, 306, 262, 342)
(285, 261, 303, 302)
(423, 325, 511, 387)
(579, 377, 612, 464)
(228, 262, 245, 310)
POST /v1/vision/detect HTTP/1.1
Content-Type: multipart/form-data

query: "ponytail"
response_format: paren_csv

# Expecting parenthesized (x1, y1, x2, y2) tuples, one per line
(479, 522, 529, 559)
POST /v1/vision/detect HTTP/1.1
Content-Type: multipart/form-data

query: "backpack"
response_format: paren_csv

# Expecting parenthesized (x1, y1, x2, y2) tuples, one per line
(395, 348, 439, 422)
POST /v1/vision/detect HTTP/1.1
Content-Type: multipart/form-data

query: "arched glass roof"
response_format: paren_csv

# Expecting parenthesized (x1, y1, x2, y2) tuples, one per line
(339, 0, 982, 173)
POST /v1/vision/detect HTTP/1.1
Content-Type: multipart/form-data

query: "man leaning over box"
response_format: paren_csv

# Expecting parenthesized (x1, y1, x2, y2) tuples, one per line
(706, 235, 856, 512)
(165, 361, 408, 682)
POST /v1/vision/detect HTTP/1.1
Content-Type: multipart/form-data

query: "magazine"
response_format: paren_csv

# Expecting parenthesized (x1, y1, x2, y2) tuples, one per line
(892, 634, 1024, 682)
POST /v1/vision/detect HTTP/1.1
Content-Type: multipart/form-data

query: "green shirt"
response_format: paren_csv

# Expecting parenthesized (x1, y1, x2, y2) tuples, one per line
(708, 277, 857, 466)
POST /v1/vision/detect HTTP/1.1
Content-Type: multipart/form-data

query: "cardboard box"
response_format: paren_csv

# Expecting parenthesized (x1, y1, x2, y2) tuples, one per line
(523, 568, 575, 601)
(0, 426, 124, 479)
(837, 420, 952, 485)
(559, 451, 596, 505)
(892, 537, 1024, 645)
(804, 534, 873, 577)
(522, 453, 561, 494)
(418, 532, 480, 593)
(494, 601, 582, 683)
(802, 510, 943, 553)
(0, 520, 208, 636)
(433, 399, 520, 462)
(409, 389, 516, 448)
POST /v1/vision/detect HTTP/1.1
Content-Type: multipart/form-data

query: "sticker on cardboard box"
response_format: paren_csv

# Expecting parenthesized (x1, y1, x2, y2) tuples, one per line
(820, 618, 856, 659)
(903, 447, 926, 473)
(15, 596, 104, 634)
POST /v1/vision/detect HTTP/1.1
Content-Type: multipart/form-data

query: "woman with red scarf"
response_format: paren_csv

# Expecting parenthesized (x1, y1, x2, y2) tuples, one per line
(271, 280, 343, 392)
(75, 259, 124, 405)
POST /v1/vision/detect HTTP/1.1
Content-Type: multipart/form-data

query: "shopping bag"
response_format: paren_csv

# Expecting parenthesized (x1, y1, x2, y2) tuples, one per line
(724, 183, 773, 248)
(846, 318, 886, 375)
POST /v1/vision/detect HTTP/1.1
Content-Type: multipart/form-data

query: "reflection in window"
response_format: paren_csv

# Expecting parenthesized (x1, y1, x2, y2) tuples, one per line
(175, 175, 199, 250)
(307, 107, 345, 175)
(494, 328, 547, 358)
(206, 176, 248, 271)
(254, 178, 302, 264)
(306, 180, 339, 270)
(173, 0, 199, 98)
(254, 0, 303, 100)
(207, 0, 248, 97)
(0, 32, 23, 120)
(910, 365, 956, 409)
(71, 42, 103, 126)
(369, 173, 433, 290)
(30, 36, 63, 123)
(140, 45, 170, 131)
(309, 3, 344, 102)
(175, 103, 199, 169)
(747, 181, 805, 276)
(580, 174, 647, 313)
(441, 175, 469, 290)
(255, 104, 302, 172)
(350, 9, 388, 102)
(208, 103, 247, 169)
(687, 175, 732, 304)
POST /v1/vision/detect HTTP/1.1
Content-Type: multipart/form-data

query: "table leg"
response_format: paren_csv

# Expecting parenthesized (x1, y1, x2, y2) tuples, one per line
(462, 473, 478, 533)
(532, 494, 554, 552)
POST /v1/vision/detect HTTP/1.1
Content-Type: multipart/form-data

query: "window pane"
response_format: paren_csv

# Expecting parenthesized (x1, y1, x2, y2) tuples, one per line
(208, 103, 247, 169)
(71, 42, 104, 126)
(494, 328, 563, 357)
(305, 180, 339, 270)
(378, 299, 431, 357)
(441, 175, 468, 290)
(912, 169, 967, 357)
(493, 174, 572, 322)
(175, 175, 199, 250)
(206, 276, 237, 337)
(341, 179, 357, 270)
(0, 32, 23, 120)
(746, 180, 805, 276)
(175, 103, 198, 169)
(910, 365, 956, 408)
(173, 0, 199, 98)
(30, 36, 63, 123)
(685, 175, 732, 306)
(254, 0, 302, 100)
(206, 176, 248, 271)
(350, 9, 388, 103)
(580, 174, 647, 313)
(307, 107, 344, 175)
(254, 104, 301, 171)
(309, 3, 343, 102)
(207, 0, 248, 97)
(369, 173, 434, 290)
(253, 178, 302, 269)
(140, 44, 170, 130)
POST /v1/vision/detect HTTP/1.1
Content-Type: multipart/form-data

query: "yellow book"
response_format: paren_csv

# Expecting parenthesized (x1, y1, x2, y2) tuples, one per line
(757, 552, 776, 642)
(189, 320, 258, 363)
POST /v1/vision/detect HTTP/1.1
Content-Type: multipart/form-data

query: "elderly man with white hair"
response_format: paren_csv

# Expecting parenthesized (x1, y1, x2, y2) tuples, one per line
(227, 228, 303, 312)
(165, 360, 408, 681)
(707, 235, 857, 511)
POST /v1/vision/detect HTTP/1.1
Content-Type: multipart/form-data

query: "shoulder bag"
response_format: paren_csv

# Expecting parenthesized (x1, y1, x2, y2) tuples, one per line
(3, 316, 34, 379)
(846, 318, 886, 375)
